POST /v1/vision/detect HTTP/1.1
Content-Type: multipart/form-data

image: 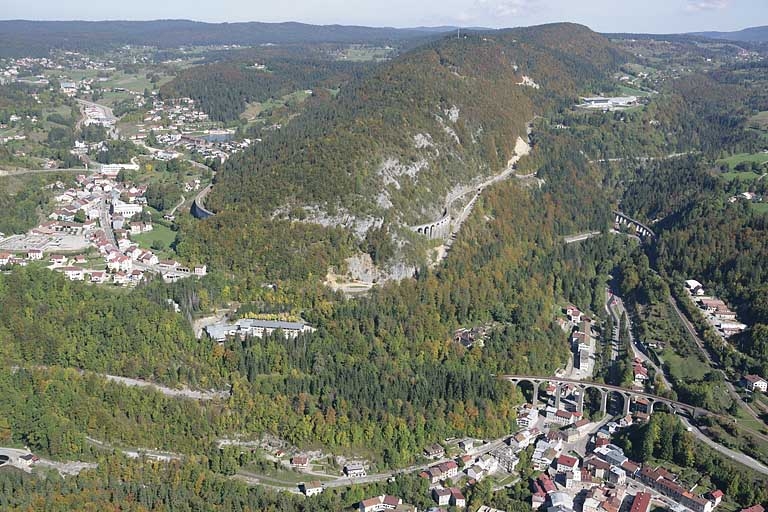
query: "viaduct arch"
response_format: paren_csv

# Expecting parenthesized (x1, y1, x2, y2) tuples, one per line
(613, 211, 656, 241)
(503, 375, 703, 419)
(411, 209, 452, 240)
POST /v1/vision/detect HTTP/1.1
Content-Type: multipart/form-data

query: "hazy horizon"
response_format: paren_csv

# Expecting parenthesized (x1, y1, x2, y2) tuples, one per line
(2, 0, 767, 35)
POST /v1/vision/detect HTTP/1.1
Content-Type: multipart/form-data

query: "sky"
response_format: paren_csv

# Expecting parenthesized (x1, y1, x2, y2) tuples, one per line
(3, 0, 768, 34)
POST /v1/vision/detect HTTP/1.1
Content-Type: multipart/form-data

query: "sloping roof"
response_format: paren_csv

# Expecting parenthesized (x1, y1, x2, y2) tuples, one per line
(557, 454, 578, 467)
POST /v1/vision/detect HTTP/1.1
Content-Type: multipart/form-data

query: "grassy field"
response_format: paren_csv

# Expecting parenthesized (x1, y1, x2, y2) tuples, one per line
(718, 152, 768, 169)
(241, 90, 312, 124)
(748, 111, 768, 130)
(131, 224, 176, 251)
(720, 170, 764, 181)
(336, 46, 394, 62)
(662, 350, 710, 381)
(240, 463, 335, 486)
(752, 202, 768, 214)
(44, 69, 100, 82)
(101, 69, 173, 93)
(616, 84, 651, 97)
(642, 299, 731, 412)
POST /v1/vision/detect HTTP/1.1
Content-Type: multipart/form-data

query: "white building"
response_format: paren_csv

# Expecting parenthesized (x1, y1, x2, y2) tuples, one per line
(301, 481, 323, 497)
(744, 375, 767, 393)
(112, 200, 143, 218)
(206, 319, 314, 342)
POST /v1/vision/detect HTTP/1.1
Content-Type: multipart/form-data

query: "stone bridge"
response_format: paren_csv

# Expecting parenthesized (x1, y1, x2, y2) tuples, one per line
(191, 184, 215, 219)
(614, 211, 656, 240)
(502, 375, 708, 418)
(411, 209, 452, 240)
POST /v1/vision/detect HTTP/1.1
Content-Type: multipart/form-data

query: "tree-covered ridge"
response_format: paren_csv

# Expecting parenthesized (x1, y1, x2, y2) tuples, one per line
(204, 24, 622, 224)
(160, 57, 369, 123)
(0, 269, 223, 387)
(0, 19, 438, 57)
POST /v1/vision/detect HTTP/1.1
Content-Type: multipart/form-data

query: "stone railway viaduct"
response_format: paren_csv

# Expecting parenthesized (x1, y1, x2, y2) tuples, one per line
(503, 375, 708, 419)
(613, 211, 656, 240)
(411, 209, 452, 240)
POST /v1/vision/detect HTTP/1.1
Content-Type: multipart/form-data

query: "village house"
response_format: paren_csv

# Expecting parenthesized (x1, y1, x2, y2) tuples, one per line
(508, 428, 537, 451)
(477, 453, 498, 473)
(89, 271, 108, 284)
(27, 248, 43, 260)
(59, 266, 85, 281)
(547, 408, 581, 426)
(344, 461, 366, 478)
(566, 305, 582, 323)
(638, 466, 714, 512)
(707, 490, 724, 507)
(533, 438, 563, 470)
(459, 439, 474, 452)
(685, 280, 705, 296)
(466, 464, 485, 481)
(593, 445, 628, 467)
(139, 251, 159, 266)
(491, 445, 519, 472)
(300, 481, 323, 497)
(517, 404, 540, 428)
(49, 254, 68, 266)
(18, 453, 39, 466)
(432, 487, 451, 506)
(744, 374, 767, 393)
(449, 488, 466, 509)
(630, 492, 652, 512)
(359, 495, 403, 512)
(556, 454, 579, 473)
(424, 443, 445, 459)
(290, 455, 309, 469)
(113, 271, 130, 285)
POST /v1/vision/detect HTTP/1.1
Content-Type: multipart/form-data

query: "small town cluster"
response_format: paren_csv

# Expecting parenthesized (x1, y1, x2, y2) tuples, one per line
(0, 51, 119, 86)
(684, 280, 748, 338)
(288, 392, 768, 512)
(0, 164, 205, 286)
(131, 97, 254, 163)
(281, 355, 768, 512)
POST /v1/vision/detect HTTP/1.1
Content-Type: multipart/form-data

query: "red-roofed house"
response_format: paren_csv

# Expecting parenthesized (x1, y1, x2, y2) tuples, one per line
(707, 490, 724, 507)
(556, 454, 579, 473)
(49, 254, 67, 266)
(630, 492, 652, 512)
(438, 460, 459, 479)
(449, 488, 466, 508)
(741, 506, 765, 512)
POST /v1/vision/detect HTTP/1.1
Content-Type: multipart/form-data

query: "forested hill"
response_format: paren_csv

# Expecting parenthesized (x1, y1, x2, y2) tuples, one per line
(691, 26, 768, 43)
(0, 20, 439, 57)
(203, 23, 624, 229)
